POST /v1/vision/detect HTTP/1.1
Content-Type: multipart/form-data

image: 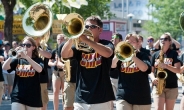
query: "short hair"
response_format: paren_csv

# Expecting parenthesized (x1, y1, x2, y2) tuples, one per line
(85, 15, 103, 28)
(125, 33, 139, 42)
(112, 33, 123, 40)
(137, 35, 143, 41)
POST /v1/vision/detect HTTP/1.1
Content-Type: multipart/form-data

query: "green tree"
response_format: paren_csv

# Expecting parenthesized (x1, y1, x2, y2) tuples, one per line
(1, 0, 16, 43)
(20, 0, 115, 20)
(143, 0, 184, 39)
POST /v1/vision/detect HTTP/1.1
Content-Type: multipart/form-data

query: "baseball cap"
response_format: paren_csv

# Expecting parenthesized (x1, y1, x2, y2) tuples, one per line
(4, 41, 10, 46)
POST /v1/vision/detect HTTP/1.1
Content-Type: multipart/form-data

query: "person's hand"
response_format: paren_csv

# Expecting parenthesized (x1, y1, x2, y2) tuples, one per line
(158, 62, 167, 69)
(152, 78, 158, 85)
(79, 35, 90, 43)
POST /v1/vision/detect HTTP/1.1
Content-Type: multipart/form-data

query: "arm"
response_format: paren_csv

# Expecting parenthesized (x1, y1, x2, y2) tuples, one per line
(48, 59, 57, 67)
(111, 55, 119, 68)
(172, 38, 180, 49)
(80, 35, 113, 58)
(132, 55, 148, 72)
(0, 56, 4, 62)
(2, 57, 12, 70)
(153, 40, 160, 49)
(38, 48, 52, 58)
(61, 39, 74, 59)
(164, 62, 180, 73)
(56, 58, 64, 69)
(25, 56, 42, 73)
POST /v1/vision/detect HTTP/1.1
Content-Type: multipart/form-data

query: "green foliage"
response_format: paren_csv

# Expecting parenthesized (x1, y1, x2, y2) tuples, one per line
(143, 0, 184, 39)
(20, 0, 114, 20)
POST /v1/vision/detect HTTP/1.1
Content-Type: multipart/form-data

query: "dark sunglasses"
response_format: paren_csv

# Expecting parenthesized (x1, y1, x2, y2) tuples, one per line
(20, 43, 32, 48)
(85, 25, 99, 29)
(147, 39, 153, 42)
(160, 37, 170, 41)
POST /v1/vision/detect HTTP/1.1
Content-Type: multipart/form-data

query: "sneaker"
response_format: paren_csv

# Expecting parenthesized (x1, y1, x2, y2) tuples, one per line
(7, 95, 11, 100)
(2, 94, 5, 100)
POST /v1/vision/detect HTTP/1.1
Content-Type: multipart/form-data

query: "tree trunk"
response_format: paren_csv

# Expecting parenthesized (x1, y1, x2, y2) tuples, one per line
(1, 0, 16, 44)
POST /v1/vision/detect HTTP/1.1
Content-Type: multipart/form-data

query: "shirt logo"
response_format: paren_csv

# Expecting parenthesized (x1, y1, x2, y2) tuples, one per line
(80, 52, 102, 68)
(154, 58, 173, 68)
(120, 62, 140, 73)
(16, 64, 35, 77)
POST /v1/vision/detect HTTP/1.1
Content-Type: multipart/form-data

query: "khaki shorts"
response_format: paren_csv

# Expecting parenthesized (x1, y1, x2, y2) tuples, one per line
(52, 70, 65, 81)
(0, 81, 4, 105)
(40, 83, 49, 105)
(63, 82, 76, 107)
(152, 86, 178, 99)
(116, 100, 151, 110)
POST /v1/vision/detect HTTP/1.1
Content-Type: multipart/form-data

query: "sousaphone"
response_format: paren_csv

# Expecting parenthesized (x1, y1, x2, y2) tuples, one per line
(22, 3, 53, 50)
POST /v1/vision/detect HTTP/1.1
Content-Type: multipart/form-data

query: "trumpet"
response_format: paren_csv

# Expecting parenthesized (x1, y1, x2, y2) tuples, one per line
(11, 48, 26, 57)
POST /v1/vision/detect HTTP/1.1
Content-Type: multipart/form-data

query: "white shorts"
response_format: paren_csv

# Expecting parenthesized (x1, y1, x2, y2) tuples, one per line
(3, 73, 15, 86)
(74, 101, 113, 110)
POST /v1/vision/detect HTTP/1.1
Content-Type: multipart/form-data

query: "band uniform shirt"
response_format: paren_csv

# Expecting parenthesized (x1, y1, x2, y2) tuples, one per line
(110, 68, 119, 79)
(58, 42, 77, 83)
(51, 49, 63, 71)
(151, 49, 180, 88)
(116, 52, 152, 105)
(72, 39, 115, 104)
(0, 49, 4, 81)
(40, 47, 52, 83)
(7, 58, 44, 107)
(140, 47, 151, 57)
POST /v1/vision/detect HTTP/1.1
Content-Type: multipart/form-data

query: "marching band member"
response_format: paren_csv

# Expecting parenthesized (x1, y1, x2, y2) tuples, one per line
(48, 34, 65, 110)
(61, 15, 115, 110)
(34, 36, 52, 110)
(2, 37, 43, 110)
(57, 41, 78, 110)
(149, 33, 180, 110)
(111, 33, 152, 110)
(110, 33, 123, 108)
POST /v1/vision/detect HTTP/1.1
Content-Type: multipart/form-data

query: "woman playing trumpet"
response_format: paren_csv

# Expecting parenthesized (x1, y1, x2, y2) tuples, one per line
(111, 33, 152, 110)
(149, 33, 180, 110)
(2, 37, 44, 110)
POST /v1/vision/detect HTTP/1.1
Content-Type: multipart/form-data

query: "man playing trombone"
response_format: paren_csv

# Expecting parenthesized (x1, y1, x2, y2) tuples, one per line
(61, 15, 115, 110)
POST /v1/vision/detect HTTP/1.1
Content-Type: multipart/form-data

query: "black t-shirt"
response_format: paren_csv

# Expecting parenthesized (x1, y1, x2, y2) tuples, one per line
(40, 47, 52, 83)
(51, 49, 63, 71)
(0, 49, 4, 81)
(58, 42, 77, 83)
(140, 47, 151, 57)
(151, 49, 180, 88)
(73, 39, 115, 104)
(7, 57, 44, 107)
(116, 52, 152, 105)
(109, 68, 119, 79)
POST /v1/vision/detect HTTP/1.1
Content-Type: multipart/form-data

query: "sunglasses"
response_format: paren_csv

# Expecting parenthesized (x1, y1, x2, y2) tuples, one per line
(160, 37, 170, 41)
(20, 43, 32, 48)
(147, 39, 153, 42)
(85, 25, 99, 29)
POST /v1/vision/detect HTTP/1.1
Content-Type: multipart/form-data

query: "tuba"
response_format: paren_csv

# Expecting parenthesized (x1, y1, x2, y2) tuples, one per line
(22, 3, 53, 50)
(115, 41, 135, 62)
(156, 45, 167, 95)
(62, 13, 94, 52)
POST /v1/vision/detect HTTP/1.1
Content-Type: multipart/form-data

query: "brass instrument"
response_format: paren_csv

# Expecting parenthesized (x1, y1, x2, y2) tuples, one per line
(156, 45, 167, 95)
(115, 41, 135, 62)
(61, 58, 71, 82)
(22, 3, 53, 50)
(62, 13, 94, 52)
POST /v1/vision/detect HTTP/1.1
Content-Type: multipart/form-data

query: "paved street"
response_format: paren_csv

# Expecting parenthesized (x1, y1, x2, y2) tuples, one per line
(0, 81, 183, 110)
